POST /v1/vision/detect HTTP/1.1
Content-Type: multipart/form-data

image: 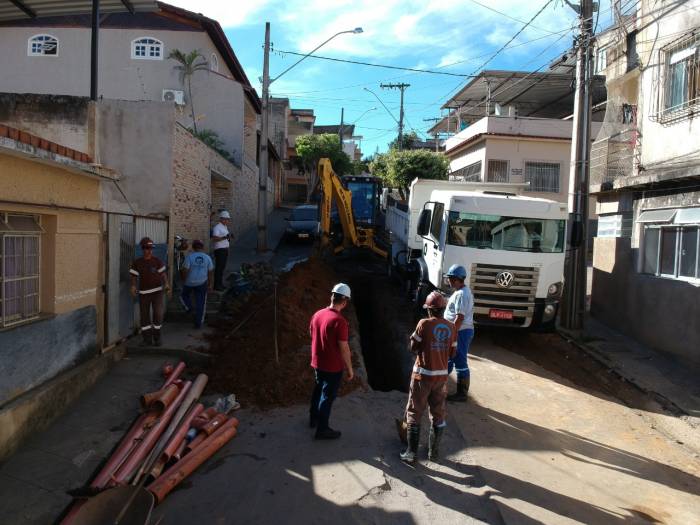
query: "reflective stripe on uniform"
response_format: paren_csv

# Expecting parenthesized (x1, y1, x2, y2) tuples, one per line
(157, 266, 166, 273)
(139, 286, 163, 294)
(153, 324, 162, 330)
(141, 324, 153, 331)
(411, 332, 422, 342)
(455, 367, 468, 372)
(413, 366, 448, 376)
(129, 269, 139, 276)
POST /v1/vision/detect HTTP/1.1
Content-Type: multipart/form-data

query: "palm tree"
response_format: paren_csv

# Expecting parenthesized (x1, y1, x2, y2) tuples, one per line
(168, 49, 208, 133)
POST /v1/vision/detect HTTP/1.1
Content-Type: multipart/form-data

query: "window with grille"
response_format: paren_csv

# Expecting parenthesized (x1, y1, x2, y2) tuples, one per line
(450, 161, 481, 182)
(640, 207, 700, 280)
(0, 213, 42, 327)
(131, 37, 163, 60)
(524, 162, 560, 193)
(595, 45, 608, 74)
(28, 34, 58, 56)
(487, 160, 509, 182)
(663, 33, 699, 114)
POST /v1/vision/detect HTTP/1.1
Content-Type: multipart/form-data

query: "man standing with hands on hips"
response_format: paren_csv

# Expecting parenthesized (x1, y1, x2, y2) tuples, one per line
(308, 283, 354, 440)
(443, 264, 474, 402)
(211, 210, 232, 291)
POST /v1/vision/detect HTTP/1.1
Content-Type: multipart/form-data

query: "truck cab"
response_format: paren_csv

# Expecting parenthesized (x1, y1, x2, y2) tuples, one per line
(395, 179, 568, 330)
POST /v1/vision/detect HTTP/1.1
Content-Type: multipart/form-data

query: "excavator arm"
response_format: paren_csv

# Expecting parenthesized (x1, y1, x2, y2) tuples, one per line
(318, 158, 386, 258)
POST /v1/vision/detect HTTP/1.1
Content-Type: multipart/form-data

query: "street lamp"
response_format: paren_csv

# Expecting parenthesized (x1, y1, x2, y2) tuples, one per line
(257, 24, 363, 251)
(351, 106, 377, 125)
(363, 87, 399, 125)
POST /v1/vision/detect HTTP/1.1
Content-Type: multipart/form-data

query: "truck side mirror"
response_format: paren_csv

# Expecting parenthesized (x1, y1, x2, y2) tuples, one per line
(417, 209, 432, 236)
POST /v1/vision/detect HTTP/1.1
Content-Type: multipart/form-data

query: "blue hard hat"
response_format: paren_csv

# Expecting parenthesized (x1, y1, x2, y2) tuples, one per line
(445, 264, 467, 280)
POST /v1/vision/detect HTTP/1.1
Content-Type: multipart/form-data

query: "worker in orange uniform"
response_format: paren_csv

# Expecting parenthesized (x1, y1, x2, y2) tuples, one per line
(130, 237, 170, 346)
(400, 291, 457, 464)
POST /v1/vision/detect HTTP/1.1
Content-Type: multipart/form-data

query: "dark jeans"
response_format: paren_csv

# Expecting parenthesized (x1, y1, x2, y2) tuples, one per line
(180, 282, 208, 328)
(309, 369, 343, 431)
(213, 248, 229, 289)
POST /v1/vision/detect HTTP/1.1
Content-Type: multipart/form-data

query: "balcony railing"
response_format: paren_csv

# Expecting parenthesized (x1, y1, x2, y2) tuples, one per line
(590, 128, 640, 188)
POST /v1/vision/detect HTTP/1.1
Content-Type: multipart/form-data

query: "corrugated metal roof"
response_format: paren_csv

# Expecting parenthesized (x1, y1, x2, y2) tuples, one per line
(428, 70, 607, 134)
(0, 0, 158, 22)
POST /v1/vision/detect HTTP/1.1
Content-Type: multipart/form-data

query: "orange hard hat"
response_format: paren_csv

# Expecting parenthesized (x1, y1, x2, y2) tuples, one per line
(423, 291, 446, 309)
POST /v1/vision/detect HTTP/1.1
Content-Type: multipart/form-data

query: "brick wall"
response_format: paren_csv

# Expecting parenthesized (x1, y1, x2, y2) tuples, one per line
(171, 125, 243, 249)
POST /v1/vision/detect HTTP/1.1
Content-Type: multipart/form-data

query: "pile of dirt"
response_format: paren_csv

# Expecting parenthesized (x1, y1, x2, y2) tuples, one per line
(203, 257, 363, 409)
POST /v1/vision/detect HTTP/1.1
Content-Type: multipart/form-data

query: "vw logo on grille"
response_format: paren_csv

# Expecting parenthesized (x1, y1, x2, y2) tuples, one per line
(495, 271, 515, 288)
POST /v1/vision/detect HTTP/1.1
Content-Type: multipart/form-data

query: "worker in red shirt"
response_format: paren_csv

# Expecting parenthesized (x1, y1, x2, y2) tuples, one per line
(400, 291, 457, 464)
(130, 237, 170, 346)
(308, 283, 354, 440)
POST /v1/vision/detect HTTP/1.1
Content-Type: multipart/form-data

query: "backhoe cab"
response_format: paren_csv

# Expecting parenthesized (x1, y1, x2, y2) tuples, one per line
(317, 158, 386, 258)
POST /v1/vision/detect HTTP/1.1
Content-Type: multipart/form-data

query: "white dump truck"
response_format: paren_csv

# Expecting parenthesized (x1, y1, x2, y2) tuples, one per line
(386, 178, 568, 330)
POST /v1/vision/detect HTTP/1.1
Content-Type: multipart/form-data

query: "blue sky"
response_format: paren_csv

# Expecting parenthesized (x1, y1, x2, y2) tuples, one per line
(168, 0, 614, 156)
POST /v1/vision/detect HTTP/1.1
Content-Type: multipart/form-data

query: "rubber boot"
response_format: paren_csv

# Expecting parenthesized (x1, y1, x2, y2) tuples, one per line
(140, 331, 153, 347)
(399, 424, 420, 464)
(395, 418, 408, 445)
(428, 425, 445, 461)
(447, 378, 469, 402)
(153, 330, 162, 347)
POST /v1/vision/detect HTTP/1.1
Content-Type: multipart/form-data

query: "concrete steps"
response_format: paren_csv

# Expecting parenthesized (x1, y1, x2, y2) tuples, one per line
(166, 288, 223, 322)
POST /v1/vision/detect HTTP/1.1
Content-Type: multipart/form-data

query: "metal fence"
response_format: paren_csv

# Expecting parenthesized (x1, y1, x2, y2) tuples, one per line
(590, 128, 640, 186)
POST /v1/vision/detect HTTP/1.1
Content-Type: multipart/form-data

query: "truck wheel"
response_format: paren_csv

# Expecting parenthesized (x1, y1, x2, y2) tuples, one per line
(415, 282, 433, 316)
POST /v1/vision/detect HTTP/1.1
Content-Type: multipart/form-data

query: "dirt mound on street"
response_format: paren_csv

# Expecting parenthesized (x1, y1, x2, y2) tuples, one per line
(204, 257, 362, 408)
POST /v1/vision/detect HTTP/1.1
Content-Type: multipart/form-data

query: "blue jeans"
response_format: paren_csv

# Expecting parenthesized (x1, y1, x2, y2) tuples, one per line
(180, 282, 208, 328)
(448, 328, 474, 380)
(309, 369, 343, 431)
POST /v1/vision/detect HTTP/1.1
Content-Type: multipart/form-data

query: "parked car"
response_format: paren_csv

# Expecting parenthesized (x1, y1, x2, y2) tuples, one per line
(284, 205, 318, 241)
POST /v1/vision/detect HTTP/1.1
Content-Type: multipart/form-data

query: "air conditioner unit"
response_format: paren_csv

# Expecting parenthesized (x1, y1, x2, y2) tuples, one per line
(162, 89, 185, 105)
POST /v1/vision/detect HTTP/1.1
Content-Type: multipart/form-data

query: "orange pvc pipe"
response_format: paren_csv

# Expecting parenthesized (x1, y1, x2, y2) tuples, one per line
(148, 384, 180, 413)
(147, 418, 238, 504)
(184, 432, 207, 455)
(109, 381, 192, 485)
(163, 361, 185, 388)
(201, 414, 228, 436)
(90, 411, 159, 489)
(161, 404, 203, 462)
(173, 439, 187, 461)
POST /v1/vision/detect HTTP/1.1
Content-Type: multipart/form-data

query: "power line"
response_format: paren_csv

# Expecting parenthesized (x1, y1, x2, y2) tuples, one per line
(465, 0, 561, 34)
(268, 25, 576, 98)
(273, 49, 474, 77)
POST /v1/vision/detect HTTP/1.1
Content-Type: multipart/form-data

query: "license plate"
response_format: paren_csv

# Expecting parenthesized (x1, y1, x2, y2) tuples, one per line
(489, 309, 513, 320)
(298, 233, 309, 238)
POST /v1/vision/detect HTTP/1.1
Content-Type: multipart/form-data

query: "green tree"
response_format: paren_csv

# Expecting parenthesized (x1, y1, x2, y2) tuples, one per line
(295, 133, 352, 200)
(168, 49, 208, 133)
(370, 149, 449, 199)
(192, 128, 235, 163)
(388, 131, 420, 151)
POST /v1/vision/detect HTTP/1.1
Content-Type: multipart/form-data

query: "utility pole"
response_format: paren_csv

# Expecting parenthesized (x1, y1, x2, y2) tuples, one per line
(423, 117, 442, 152)
(257, 22, 271, 252)
(561, 0, 595, 330)
(339, 107, 344, 143)
(381, 83, 410, 150)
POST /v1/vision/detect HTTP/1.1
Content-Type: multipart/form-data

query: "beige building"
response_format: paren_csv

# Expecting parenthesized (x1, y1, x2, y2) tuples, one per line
(589, 0, 700, 367)
(284, 108, 316, 202)
(0, 124, 108, 406)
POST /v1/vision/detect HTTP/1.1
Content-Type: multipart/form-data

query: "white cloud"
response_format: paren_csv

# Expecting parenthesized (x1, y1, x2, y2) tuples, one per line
(166, 0, 577, 74)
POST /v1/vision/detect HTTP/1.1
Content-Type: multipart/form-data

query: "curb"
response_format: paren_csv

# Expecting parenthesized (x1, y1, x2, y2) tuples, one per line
(557, 328, 700, 454)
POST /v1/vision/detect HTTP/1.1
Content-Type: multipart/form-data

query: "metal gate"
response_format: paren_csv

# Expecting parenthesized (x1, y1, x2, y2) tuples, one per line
(105, 214, 168, 345)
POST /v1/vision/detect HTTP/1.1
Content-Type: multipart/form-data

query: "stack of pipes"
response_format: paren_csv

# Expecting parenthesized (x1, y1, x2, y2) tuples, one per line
(62, 362, 239, 521)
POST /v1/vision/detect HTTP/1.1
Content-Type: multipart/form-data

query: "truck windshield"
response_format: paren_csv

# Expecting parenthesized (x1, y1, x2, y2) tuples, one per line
(447, 211, 565, 253)
(347, 182, 376, 223)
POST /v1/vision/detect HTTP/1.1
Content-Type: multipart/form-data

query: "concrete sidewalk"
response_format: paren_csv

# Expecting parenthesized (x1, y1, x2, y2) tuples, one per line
(561, 316, 700, 451)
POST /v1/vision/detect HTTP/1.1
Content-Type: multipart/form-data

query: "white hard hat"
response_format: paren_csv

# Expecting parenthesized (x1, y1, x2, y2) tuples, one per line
(332, 283, 351, 299)
(219, 210, 231, 219)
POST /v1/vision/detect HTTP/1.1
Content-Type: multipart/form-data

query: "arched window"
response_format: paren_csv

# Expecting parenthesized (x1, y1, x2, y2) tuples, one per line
(131, 37, 163, 60)
(28, 34, 58, 56)
(210, 53, 219, 72)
